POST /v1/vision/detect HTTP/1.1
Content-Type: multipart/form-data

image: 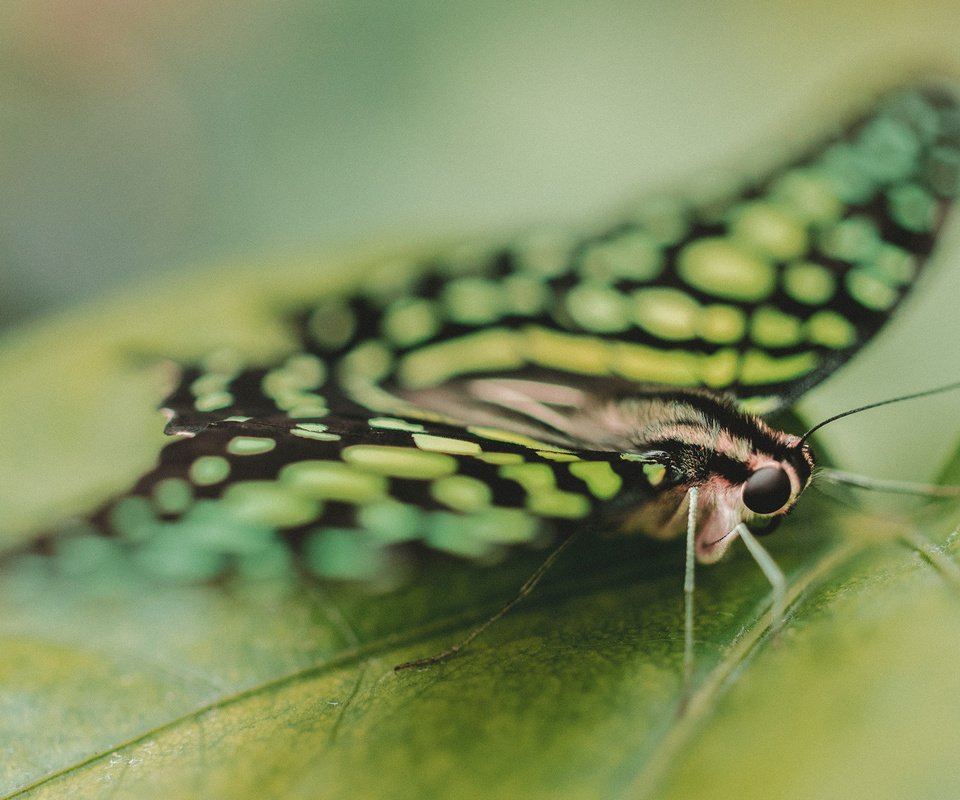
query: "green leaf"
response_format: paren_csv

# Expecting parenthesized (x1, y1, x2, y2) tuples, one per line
(3, 263, 960, 799)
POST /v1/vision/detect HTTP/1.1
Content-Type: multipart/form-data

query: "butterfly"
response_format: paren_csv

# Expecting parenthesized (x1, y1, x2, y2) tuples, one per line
(40, 81, 960, 669)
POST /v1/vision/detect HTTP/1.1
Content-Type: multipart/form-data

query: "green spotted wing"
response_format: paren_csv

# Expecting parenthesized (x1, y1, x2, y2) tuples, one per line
(36, 82, 960, 583)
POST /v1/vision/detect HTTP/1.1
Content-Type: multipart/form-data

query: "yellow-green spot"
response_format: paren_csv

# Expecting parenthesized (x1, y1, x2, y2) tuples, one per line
(308, 301, 356, 349)
(284, 353, 326, 387)
(887, 183, 937, 232)
(701, 348, 739, 388)
(381, 298, 440, 347)
(527, 490, 591, 519)
(514, 230, 574, 277)
(431, 475, 493, 512)
(845, 268, 898, 311)
(524, 327, 610, 375)
(871, 245, 916, 285)
(152, 478, 194, 515)
(359, 500, 424, 543)
(565, 282, 630, 333)
(698, 304, 746, 344)
(632, 287, 700, 340)
(339, 341, 394, 383)
(397, 329, 522, 388)
(630, 198, 690, 244)
(194, 391, 234, 412)
(536, 450, 581, 462)
(750, 306, 803, 348)
(368, 417, 427, 433)
(612, 342, 700, 386)
(227, 436, 277, 456)
(729, 200, 809, 261)
(927, 144, 960, 196)
(465, 508, 539, 543)
(818, 142, 876, 204)
(739, 350, 818, 385)
(819, 216, 881, 263)
(291, 424, 341, 442)
(468, 425, 568, 453)
(500, 462, 556, 492)
(222, 481, 322, 528)
(442, 277, 504, 324)
(342, 444, 457, 479)
(110, 495, 157, 542)
(412, 433, 483, 455)
(641, 462, 667, 487)
(224, 415, 252, 422)
(806, 310, 857, 349)
(770, 169, 844, 225)
(502, 274, 549, 315)
(569, 461, 622, 500)
(579, 230, 663, 282)
(280, 460, 387, 502)
(286, 400, 330, 418)
(304, 529, 387, 581)
(855, 115, 920, 182)
(677, 239, 775, 301)
(783, 262, 836, 305)
(189, 455, 231, 486)
(471, 451, 526, 465)
(191, 373, 228, 396)
(55, 534, 122, 576)
(425, 513, 495, 559)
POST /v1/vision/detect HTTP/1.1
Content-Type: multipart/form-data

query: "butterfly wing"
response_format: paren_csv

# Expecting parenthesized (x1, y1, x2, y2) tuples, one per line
(42, 82, 960, 580)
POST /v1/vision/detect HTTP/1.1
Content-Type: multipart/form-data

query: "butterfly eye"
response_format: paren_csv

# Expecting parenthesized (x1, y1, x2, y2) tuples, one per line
(742, 466, 792, 515)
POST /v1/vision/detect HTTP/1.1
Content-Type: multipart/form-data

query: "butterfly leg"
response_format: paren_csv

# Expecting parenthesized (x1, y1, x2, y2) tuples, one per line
(735, 523, 786, 635)
(394, 528, 582, 672)
(683, 487, 698, 688)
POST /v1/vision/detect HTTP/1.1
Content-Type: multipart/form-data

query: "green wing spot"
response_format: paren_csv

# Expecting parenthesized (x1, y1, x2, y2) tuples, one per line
(467, 425, 573, 454)
(887, 183, 938, 232)
(442, 277, 504, 325)
(526, 490, 591, 519)
(677, 239, 776, 301)
(194, 391, 234, 412)
(368, 417, 427, 433)
(770, 169, 844, 225)
(632, 288, 700, 340)
(579, 230, 664, 282)
(783, 262, 837, 305)
(855, 115, 920, 182)
(729, 200, 809, 261)
(151, 478, 194, 515)
(569, 461, 622, 500)
(845, 268, 898, 311)
(739, 350, 818, 385)
(397, 329, 523, 387)
(502, 274, 549, 315)
(500, 463, 557, 493)
(514, 229, 575, 277)
(54, 534, 123, 577)
(818, 142, 876, 204)
(819, 216, 881, 263)
(412, 433, 483, 455)
(280, 461, 388, 503)
(698, 304, 747, 344)
(750, 306, 804, 348)
(466, 508, 540, 544)
(425, 513, 495, 559)
(630, 198, 690, 245)
(872, 245, 916, 285)
(471, 451, 526, 465)
(339, 341, 394, 383)
(109, 496, 157, 542)
(304, 529, 388, 581)
(927, 144, 960, 196)
(431, 475, 493, 512)
(805, 310, 857, 349)
(700, 348, 739, 388)
(525, 327, 611, 375)
(188, 455, 231, 486)
(341, 444, 458, 479)
(291, 423, 341, 442)
(612, 342, 700, 386)
(226, 436, 277, 456)
(565, 282, 631, 333)
(381, 298, 441, 347)
(536, 450, 581, 462)
(642, 462, 667, 487)
(221, 481, 323, 528)
(359, 500, 425, 543)
(308, 301, 356, 349)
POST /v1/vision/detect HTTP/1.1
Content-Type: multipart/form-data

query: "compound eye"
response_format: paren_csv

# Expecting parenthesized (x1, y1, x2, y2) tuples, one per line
(742, 466, 792, 515)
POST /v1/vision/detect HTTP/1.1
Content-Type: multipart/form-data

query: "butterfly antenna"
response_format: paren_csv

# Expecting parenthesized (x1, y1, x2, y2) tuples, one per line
(799, 379, 960, 444)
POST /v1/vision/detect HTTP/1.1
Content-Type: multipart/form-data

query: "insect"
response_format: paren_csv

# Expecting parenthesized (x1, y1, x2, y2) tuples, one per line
(31, 81, 960, 672)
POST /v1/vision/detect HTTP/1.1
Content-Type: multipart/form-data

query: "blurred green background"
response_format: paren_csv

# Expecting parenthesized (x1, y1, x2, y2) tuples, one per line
(3, 0, 960, 473)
